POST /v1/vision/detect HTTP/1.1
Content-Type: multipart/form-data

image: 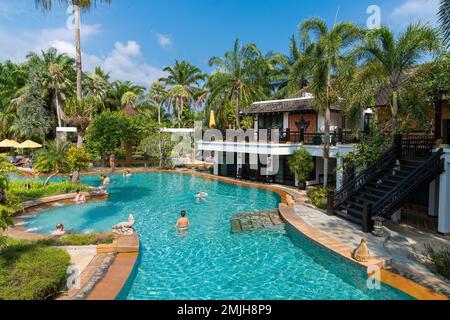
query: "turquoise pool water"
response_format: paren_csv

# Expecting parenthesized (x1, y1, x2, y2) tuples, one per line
(20, 172, 412, 300)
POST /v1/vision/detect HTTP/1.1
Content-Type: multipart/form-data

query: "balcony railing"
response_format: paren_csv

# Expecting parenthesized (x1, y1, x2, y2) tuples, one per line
(206, 129, 367, 146)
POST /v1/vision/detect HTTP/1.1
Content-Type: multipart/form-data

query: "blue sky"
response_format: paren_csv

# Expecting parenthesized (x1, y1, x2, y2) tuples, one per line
(0, 0, 441, 85)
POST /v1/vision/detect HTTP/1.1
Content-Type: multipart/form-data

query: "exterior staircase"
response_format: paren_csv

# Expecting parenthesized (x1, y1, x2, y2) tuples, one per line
(331, 134, 444, 233)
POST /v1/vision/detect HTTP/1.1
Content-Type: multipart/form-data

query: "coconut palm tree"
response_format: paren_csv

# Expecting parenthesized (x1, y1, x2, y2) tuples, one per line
(272, 35, 311, 98)
(439, 0, 450, 45)
(64, 97, 97, 148)
(207, 39, 270, 129)
(83, 67, 111, 110)
(159, 60, 206, 127)
(353, 24, 442, 134)
(148, 81, 167, 126)
(299, 18, 363, 188)
(104, 80, 144, 111)
(34, 0, 111, 101)
(26, 48, 76, 128)
(34, 140, 71, 185)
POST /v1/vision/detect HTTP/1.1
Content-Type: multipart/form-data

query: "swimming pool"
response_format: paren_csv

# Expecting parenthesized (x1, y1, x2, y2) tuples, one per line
(21, 172, 412, 300)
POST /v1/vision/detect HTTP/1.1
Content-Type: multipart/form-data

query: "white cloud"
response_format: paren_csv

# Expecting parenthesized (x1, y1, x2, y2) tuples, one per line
(100, 41, 167, 85)
(0, 25, 166, 85)
(389, 0, 440, 28)
(155, 32, 172, 48)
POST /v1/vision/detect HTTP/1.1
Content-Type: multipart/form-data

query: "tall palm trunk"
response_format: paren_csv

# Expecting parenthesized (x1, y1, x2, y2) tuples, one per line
(321, 77, 332, 189)
(391, 90, 399, 135)
(235, 97, 241, 129)
(74, 3, 82, 101)
(77, 131, 84, 148)
(54, 93, 63, 128)
(158, 103, 162, 167)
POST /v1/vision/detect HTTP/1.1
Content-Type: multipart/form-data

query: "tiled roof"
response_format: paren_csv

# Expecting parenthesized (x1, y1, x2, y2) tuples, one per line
(241, 97, 341, 115)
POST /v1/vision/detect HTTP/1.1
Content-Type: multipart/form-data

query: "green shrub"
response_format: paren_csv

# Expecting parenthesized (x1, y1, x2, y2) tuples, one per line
(0, 242, 70, 300)
(307, 188, 328, 210)
(425, 245, 450, 280)
(37, 233, 115, 246)
(8, 181, 89, 201)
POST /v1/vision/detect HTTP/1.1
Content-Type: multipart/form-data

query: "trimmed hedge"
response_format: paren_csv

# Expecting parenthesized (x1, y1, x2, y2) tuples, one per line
(0, 242, 71, 300)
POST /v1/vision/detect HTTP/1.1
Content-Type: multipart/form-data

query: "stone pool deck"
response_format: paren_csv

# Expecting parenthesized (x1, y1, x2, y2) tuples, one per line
(278, 194, 450, 300)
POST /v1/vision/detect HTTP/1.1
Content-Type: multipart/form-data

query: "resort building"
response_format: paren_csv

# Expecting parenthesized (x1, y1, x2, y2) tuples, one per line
(197, 95, 450, 236)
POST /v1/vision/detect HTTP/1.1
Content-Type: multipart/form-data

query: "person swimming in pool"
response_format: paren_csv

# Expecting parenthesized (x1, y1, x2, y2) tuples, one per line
(74, 189, 87, 204)
(175, 211, 190, 231)
(123, 170, 132, 178)
(194, 192, 208, 203)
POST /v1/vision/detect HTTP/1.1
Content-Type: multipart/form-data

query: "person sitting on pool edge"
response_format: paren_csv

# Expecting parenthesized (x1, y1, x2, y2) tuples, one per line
(74, 189, 87, 204)
(175, 210, 190, 230)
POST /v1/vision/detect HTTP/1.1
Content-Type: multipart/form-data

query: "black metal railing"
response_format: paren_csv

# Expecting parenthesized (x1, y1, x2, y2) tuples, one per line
(207, 129, 367, 146)
(397, 133, 434, 158)
(333, 145, 397, 209)
(372, 149, 444, 218)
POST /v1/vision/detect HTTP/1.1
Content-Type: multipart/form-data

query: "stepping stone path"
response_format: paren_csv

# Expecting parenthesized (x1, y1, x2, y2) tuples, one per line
(231, 210, 284, 233)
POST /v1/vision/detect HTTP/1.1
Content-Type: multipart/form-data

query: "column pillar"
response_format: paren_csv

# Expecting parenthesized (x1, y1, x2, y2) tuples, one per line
(428, 179, 439, 217)
(438, 161, 450, 235)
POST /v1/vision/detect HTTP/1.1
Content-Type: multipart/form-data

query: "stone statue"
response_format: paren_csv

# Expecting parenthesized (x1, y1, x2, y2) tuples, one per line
(353, 239, 370, 262)
(113, 214, 135, 236)
(286, 195, 296, 207)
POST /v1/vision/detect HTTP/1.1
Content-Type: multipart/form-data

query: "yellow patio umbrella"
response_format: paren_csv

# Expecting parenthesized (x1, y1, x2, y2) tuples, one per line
(17, 140, 42, 149)
(0, 139, 20, 148)
(209, 110, 216, 129)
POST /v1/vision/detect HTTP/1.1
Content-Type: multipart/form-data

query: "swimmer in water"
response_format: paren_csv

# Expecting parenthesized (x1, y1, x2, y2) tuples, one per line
(123, 170, 132, 178)
(194, 192, 208, 203)
(175, 210, 190, 232)
(52, 224, 66, 236)
(74, 189, 87, 204)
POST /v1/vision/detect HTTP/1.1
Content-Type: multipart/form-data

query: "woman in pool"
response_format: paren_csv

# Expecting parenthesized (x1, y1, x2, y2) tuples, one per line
(52, 224, 66, 236)
(123, 170, 132, 178)
(74, 190, 87, 204)
(175, 210, 190, 232)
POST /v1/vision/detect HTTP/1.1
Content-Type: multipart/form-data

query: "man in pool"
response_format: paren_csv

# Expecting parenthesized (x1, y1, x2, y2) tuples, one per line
(175, 210, 190, 231)
(74, 189, 87, 204)
(194, 192, 208, 203)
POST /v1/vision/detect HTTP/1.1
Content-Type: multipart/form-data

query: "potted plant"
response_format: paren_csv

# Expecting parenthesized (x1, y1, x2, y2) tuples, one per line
(288, 148, 314, 190)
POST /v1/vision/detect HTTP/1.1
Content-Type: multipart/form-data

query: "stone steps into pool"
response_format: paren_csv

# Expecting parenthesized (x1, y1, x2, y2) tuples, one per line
(231, 210, 284, 234)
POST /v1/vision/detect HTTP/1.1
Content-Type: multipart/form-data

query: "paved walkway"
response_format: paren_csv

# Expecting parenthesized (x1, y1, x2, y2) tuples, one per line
(294, 203, 450, 296)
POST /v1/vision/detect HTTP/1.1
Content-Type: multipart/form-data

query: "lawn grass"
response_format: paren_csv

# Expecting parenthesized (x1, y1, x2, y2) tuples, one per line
(0, 241, 71, 300)
(8, 180, 90, 201)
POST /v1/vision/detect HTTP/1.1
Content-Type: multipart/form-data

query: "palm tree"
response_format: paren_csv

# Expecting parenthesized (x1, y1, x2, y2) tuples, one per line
(272, 36, 311, 98)
(354, 24, 442, 134)
(148, 81, 167, 126)
(105, 80, 144, 111)
(83, 67, 111, 110)
(299, 18, 362, 188)
(34, 0, 111, 101)
(207, 39, 269, 128)
(26, 48, 75, 128)
(34, 140, 71, 185)
(160, 60, 206, 127)
(64, 97, 96, 148)
(439, 0, 450, 45)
